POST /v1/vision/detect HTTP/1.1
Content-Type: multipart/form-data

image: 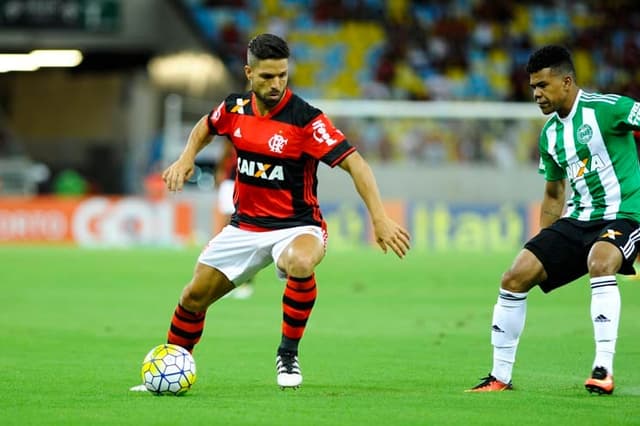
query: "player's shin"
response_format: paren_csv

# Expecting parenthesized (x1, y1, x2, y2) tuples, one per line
(279, 275, 317, 354)
(490, 289, 528, 384)
(167, 304, 206, 353)
(590, 276, 620, 374)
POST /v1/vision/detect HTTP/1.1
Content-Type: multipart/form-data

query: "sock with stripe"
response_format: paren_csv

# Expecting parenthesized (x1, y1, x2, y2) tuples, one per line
(490, 289, 528, 384)
(278, 275, 317, 355)
(167, 304, 206, 353)
(590, 275, 620, 374)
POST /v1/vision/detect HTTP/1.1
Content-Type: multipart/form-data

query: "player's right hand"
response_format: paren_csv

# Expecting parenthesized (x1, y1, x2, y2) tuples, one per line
(372, 217, 411, 259)
(162, 158, 194, 192)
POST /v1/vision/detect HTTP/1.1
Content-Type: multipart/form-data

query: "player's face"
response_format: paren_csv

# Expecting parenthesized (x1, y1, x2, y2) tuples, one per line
(245, 58, 288, 110)
(529, 67, 572, 116)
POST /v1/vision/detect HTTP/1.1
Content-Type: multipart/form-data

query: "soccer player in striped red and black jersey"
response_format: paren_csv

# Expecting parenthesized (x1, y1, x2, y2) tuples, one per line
(157, 33, 410, 389)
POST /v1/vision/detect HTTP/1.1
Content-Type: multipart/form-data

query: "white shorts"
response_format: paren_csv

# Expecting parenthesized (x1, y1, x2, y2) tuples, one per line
(217, 179, 236, 215)
(198, 225, 327, 285)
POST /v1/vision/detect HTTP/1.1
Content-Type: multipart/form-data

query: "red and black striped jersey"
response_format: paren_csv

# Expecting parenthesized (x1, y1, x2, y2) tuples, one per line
(207, 88, 356, 231)
(220, 148, 237, 181)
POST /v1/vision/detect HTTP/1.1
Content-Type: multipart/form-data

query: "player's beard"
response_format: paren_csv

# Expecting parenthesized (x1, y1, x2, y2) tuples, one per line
(255, 88, 285, 108)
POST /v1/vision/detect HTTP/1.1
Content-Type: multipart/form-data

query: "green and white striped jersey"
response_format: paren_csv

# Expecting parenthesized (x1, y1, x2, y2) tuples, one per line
(538, 89, 640, 221)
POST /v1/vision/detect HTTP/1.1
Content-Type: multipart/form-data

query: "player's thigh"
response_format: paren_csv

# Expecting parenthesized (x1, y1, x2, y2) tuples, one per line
(501, 248, 547, 292)
(524, 221, 588, 293)
(592, 219, 640, 275)
(198, 225, 273, 285)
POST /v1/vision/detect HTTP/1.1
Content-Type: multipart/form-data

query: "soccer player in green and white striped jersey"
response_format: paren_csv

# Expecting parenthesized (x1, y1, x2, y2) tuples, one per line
(468, 45, 640, 395)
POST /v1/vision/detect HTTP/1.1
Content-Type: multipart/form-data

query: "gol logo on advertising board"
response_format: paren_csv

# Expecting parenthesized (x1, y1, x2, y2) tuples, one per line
(0, 197, 192, 246)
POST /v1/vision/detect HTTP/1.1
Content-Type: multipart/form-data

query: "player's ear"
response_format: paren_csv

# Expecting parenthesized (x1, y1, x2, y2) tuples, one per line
(244, 65, 252, 82)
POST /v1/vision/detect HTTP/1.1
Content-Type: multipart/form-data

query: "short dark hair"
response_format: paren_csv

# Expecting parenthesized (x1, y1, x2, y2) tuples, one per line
(247, 33, 290, 65)
(525, 45, 575, 78)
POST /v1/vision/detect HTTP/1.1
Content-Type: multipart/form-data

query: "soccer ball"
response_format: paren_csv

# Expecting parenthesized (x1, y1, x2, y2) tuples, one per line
(141, 344, 196, 395)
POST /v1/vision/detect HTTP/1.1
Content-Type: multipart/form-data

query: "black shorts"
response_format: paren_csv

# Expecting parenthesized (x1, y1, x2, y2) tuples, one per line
(524, 217, 640, 293)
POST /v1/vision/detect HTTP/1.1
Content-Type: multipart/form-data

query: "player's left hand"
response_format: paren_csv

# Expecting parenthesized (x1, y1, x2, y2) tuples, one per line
(162, 157, 195, 192)
(372, 217, 411, 258)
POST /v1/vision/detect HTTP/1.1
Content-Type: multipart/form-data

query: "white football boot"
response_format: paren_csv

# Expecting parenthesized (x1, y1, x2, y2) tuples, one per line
(129, 384, 148, 392)
(276, 352, 302, 389)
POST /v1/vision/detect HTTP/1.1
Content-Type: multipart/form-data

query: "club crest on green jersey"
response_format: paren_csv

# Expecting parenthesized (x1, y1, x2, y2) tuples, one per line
(576, 124, 593, 144)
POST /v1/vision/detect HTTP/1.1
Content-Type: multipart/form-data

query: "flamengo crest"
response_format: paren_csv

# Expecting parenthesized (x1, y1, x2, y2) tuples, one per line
(268, 133, 287, 153)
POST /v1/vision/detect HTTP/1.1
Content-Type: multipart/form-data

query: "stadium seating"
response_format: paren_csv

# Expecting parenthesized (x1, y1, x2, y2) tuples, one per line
(182, 0, 640, 101)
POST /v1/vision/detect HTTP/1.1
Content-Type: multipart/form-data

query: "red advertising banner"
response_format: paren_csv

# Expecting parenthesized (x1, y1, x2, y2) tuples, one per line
(0, 196, 192, 246)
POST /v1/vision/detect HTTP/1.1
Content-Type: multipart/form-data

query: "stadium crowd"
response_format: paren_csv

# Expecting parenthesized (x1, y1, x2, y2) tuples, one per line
(3, 1, 640, 196)
(188, 0, 640, 102)
(180, 0, 640, 168)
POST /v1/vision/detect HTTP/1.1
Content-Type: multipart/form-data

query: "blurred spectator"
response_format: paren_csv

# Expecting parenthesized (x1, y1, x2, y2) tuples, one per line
(265, 16, 290, 39)
(53, 169, 88, 196)
(359, 118, 394, 162)
(368, 49, 396, 98)
(218, 20, 246, 75)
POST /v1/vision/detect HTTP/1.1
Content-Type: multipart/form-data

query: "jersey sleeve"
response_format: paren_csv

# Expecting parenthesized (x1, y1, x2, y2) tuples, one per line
(207, 99, 232, 136)
(610, 96, 640, 132)
(302, 113, 356, 167)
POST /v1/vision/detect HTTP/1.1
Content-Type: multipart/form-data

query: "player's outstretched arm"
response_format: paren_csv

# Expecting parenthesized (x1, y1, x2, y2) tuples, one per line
(162, 114, 214, 192)
(338, 152, 411, 258)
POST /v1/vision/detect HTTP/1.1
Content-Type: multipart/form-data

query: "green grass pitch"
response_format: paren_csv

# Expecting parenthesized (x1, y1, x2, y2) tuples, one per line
(1, 245, 639, 425)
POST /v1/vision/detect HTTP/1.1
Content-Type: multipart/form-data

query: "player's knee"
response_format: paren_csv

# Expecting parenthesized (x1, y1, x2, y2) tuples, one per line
(587, 258, 617, 277)
(180, 284, 210, 312)
(500, 269, 529, 293)
(588, 242, 623, 276)
(180, 294, 207, 313)
(285, 254, 316, 278)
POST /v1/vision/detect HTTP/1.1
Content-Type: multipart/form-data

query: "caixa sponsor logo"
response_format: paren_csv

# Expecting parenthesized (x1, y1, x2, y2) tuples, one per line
(237, 157, 284, 181)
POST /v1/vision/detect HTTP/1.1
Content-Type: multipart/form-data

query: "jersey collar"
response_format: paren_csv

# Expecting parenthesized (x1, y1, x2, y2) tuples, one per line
(557, 89, 582, 122)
